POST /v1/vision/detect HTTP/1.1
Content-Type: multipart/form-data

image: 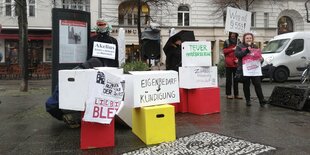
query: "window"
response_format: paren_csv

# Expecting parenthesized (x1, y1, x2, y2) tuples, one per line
(285, 39, 304, 55)
(251, 12, 256, 27)
(4, 0, 36, 17)
(44, 48, 52, 62)
(28, 0, 35, 17)
(62, 0, 90, 12)
(5, 40, 19, 64)
(178, 5, 190, 26)
(5, 0, 13, 16)
(118, 1, 150, 26)
(278, 16, 293, 34)
(264, 13, 269, 28)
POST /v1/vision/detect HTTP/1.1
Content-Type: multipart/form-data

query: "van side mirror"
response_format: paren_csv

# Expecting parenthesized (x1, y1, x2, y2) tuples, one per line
(301, 56, 306, 60)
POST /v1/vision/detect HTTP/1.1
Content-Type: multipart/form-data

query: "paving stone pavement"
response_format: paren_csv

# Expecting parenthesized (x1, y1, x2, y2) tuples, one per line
(0, 79, 309, 155)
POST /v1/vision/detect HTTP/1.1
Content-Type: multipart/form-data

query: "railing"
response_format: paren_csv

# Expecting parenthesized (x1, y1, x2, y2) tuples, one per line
(0, 63, 51, 80)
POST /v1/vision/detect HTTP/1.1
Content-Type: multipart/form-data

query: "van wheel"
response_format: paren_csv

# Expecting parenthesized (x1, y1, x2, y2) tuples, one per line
(273, 67, 288, 82)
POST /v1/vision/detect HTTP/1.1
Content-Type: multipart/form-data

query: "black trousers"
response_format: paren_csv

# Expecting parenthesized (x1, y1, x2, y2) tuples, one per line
(225, 67, 239, 96)
(243, 76, 264, 102)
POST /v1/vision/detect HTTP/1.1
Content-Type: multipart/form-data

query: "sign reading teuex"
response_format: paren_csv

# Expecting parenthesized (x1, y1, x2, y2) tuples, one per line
(182, 41, 212, 67)
(92, 41, 116, 60)
(126, 71, 180, 108)
(83, 69, 124, 124)
(179, 66, 218, 89)
(225, 7, 252, 34)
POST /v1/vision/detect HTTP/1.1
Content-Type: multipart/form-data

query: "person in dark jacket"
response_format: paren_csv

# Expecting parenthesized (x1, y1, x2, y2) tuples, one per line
(164, 36, 182, 72)
(223, 32, 242, 99)
(88, 19, 119, 67)
(235, 33, 267, 107)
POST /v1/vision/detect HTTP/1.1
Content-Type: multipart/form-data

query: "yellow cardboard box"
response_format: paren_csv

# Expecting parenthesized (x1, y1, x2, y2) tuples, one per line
(132, 104, 176, 145)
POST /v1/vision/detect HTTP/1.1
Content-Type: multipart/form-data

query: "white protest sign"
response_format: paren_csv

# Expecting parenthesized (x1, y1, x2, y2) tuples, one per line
(83, 69, 124, 124)
(225, 7, 251, 34)
(92, 42, 116, 60)
(179, 66, 218, 89)
(182, 41, 212, 67)
(242, 60, 262, 76)
(126, 71, 180, 108)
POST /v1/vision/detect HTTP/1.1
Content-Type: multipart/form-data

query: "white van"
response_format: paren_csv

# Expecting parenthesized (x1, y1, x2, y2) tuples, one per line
(261, 31, 310, 82)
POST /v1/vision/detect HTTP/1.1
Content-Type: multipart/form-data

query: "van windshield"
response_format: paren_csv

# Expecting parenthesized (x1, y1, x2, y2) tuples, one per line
(262, 39, 290, 54)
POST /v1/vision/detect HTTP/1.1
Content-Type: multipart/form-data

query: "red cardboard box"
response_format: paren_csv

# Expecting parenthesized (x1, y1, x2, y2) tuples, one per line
(188, 87, 220, 115)
(80, 114, 115, 149)
(170, 88, 188, 113)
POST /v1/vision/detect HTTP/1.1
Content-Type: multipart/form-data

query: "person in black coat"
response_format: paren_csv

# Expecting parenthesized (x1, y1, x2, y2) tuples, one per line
(164, 36, 182, 72)
(88, 19, 119, 67)
(235, 33, 267, 107)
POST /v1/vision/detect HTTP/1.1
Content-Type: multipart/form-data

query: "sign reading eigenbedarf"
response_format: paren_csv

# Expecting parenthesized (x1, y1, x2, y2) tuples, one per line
(182, 41, 212, 67)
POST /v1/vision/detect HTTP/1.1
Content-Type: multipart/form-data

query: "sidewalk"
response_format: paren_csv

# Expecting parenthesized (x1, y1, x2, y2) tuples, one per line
(0, 79, 309, 155)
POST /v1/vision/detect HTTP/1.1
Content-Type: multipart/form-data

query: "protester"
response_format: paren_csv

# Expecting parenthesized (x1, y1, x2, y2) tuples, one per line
(235, 33, 267, 107)
(223, 32, 242, 99)
(164, 36, 182, 72)
(45, 58, 103, 128)
(88, 18, 119, 67)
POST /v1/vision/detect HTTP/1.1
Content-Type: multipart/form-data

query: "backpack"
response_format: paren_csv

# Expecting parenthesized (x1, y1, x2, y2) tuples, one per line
(45, 86, 64, 120)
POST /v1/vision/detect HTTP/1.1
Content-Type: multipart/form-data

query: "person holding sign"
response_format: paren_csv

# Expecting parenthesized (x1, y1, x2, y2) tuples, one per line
(235, 33, 267, 107)
(164, 36, 182, 72)
(223, 32, 242, 99)
(88, 18, 119, 67)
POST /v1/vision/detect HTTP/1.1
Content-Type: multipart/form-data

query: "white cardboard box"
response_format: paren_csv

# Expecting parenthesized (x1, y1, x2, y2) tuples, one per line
(59, 69, 94, 111)
(182, 41, 212, 67)
(58, 67, 123, 111)
(117, 71, 180, 127)
(179, 66, 218, 89)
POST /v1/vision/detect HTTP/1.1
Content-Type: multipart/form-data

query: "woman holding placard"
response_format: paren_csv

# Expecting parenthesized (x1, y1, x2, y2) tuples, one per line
(235, 33, 267, 107)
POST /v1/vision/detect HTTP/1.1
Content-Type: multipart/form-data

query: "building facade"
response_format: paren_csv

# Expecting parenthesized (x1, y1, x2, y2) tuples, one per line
(0, 0, 309, 78)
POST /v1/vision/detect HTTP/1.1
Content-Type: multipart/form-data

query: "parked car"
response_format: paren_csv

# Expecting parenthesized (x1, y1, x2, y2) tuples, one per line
(261, 31, 310, 82)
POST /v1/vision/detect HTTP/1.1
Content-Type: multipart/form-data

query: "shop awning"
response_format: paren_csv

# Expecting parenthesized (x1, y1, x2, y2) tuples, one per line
(0, 33, 52, 40)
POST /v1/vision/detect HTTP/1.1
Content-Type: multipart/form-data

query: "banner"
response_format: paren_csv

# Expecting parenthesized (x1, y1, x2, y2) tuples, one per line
(242, 48, 263, 76)
(225, 7, 251, 34)
(83, 69, 124, 124)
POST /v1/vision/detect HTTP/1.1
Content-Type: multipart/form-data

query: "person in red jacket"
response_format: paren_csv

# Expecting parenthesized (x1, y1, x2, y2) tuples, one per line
(223, 32, 242, 99)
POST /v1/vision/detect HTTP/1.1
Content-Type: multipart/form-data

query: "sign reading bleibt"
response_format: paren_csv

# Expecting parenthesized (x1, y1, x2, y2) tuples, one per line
(182, 41, 212, 67)
(127, 71, 180, 107)
(83, 69, 124, 124)
(225, 7, 252, 34)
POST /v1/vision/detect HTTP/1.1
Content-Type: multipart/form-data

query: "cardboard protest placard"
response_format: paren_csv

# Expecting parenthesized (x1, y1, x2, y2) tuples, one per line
(225, 7, 252, 34)
(242, 48, 263, 76)
(179, 66, 218, 89)
(92, 42, 116, 60)
(182, 41, 212, 67)
(83, 69, 124, 124)
(126, 71, 180, 108)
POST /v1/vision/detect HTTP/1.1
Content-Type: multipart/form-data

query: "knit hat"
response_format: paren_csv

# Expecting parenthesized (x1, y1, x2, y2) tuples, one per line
(94, 18, 112, 33)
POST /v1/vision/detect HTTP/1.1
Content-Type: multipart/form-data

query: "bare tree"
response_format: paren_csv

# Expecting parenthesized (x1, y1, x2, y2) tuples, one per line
(125, 0, 173, 60)
(15, 0, 28, 92)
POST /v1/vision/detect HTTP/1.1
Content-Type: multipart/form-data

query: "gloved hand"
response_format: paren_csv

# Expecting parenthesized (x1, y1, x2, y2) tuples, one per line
(245, 48, 251, 54)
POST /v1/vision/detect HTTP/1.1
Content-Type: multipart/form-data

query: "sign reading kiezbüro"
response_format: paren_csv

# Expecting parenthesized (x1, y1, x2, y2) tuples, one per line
(225, 7, 252, 34)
